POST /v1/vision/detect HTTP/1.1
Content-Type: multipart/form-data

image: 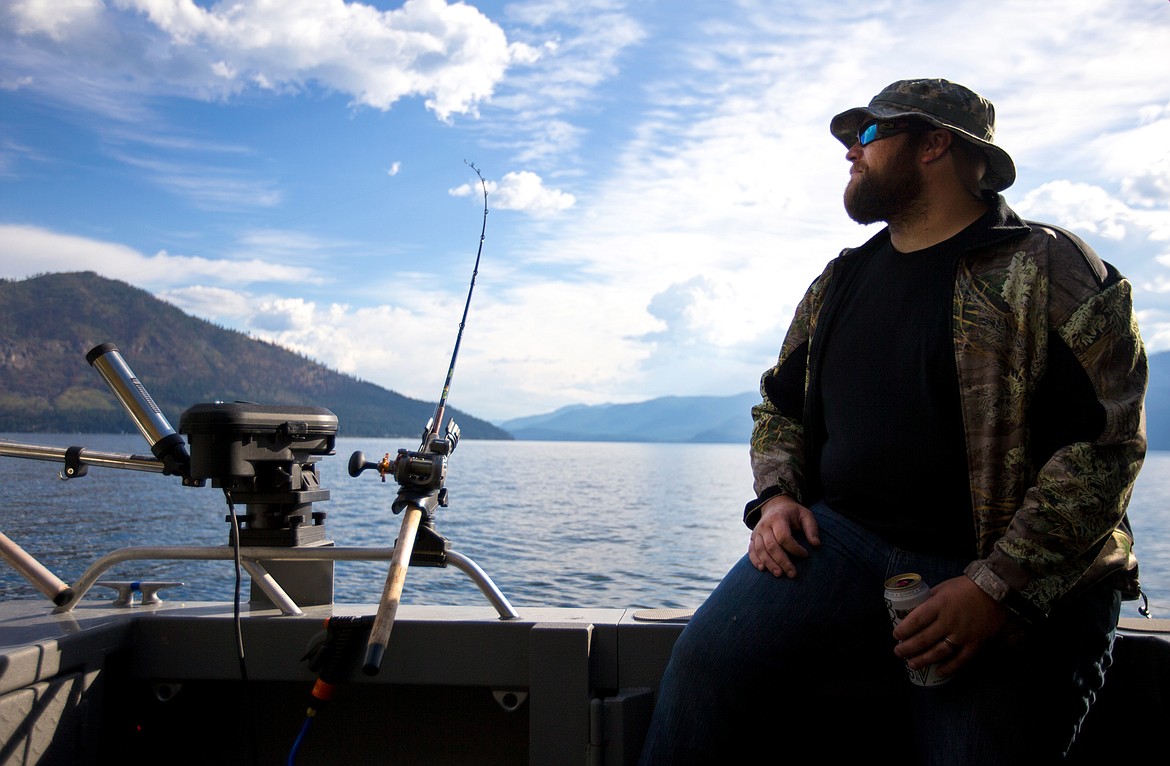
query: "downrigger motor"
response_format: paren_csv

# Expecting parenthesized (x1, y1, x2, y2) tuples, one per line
(179, 402, 339, 547)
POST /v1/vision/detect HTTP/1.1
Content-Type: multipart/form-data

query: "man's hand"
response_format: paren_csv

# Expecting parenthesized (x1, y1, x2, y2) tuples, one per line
(892, 575, 1009, 676)
(748, 494, 820, 578)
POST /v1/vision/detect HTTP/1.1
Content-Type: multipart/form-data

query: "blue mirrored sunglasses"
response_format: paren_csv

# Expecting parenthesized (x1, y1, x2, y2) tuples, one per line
(857, 119, 927, 147)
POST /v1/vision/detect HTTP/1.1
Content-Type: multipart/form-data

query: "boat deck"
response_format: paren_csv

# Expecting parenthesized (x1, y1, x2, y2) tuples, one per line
(0, 599, 682, 764)
(1, 599, 1167, 764)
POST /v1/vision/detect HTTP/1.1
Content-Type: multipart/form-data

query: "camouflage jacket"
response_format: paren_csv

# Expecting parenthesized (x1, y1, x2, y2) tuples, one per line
(748, 196, 1147, 622)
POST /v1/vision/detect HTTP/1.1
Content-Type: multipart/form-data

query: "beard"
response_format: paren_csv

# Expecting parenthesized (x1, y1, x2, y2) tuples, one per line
(843, 139, 925, 225)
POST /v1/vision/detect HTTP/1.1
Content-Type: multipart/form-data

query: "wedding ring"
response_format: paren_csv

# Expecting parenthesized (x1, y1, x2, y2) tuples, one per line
(942, 636, 958, 651)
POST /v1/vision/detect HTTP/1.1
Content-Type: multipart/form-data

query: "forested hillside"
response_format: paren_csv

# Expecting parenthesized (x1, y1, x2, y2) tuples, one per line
(0, 272, 510, 439)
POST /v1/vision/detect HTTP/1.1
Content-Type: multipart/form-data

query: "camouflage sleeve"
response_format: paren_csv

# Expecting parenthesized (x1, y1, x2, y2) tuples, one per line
(745, 264, 834, 528)
(965, 258, 1147, 621)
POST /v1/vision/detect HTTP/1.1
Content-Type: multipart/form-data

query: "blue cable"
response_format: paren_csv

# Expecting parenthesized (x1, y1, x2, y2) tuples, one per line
(287, 714, 313, 765)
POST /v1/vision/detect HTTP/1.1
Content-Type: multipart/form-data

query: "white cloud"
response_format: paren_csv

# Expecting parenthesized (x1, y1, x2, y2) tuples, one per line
(1086, 103, 1170, 212)
(114, 153, 284, 210)
(249, 296, 319, 333)
(2, 0, 528, 120)
(1013, 181, 1170, 283)
(645, 276, 761, 348)
(0, 224, 320, 288)
(0, 223, 146, 279)
(159, 284, 256, 323)
(1015, 181, 1140, 241)
(1011, 180, 1170, 356)
(162, 288, 478, 404)
(483, 0, 646, 163)
(449, 170, 575, 217)
(3, 0, 107, 41)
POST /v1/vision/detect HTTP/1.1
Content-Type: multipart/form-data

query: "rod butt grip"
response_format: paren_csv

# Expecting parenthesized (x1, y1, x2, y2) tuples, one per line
(362, 644, 385, 676)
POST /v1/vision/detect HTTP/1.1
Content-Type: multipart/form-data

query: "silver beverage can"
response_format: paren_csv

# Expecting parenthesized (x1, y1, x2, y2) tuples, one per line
(883, 573, 950, 687)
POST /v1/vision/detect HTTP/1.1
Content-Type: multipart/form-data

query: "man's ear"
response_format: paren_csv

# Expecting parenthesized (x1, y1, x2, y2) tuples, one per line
(920, 129, 955, 165)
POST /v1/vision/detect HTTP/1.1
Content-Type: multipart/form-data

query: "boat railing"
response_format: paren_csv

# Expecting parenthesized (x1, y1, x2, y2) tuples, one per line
(1, 343, 520, 642)
(47, 543, 518, 618)
(0, 438, 520, 620)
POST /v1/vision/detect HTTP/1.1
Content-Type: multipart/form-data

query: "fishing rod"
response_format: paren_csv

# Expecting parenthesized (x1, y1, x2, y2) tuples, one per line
(354, 161, 493, 675)
(424, 161, 488, 452)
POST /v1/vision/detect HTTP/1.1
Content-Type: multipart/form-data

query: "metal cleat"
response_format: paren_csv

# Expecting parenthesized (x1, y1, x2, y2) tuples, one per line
(95, 580, 185, 606)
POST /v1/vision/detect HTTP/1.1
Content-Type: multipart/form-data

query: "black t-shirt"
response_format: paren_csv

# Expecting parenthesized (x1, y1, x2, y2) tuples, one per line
(818, 236, 975, 557)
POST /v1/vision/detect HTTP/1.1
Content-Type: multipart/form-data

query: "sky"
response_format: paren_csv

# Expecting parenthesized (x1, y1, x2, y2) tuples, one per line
(2, 0, 1169, 424)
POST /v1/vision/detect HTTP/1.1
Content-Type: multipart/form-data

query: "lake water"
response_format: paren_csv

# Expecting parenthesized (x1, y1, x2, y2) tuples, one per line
(1, 434, 1167, 622)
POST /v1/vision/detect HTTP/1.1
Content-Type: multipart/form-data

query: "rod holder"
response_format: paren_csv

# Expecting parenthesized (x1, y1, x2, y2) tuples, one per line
(86, 343, 190, 476)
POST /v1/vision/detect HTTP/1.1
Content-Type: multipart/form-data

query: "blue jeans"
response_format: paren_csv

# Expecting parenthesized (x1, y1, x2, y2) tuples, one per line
(637, 501, 1119, 765)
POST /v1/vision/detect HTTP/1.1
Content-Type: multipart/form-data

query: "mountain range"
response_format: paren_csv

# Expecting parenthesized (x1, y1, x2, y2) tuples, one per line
(2, 272, 1167, 450)
(497, 392, 760, 443)
(500, 352, 1170, 452)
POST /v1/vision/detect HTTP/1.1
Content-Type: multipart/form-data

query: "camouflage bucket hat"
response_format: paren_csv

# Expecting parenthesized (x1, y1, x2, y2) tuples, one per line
(829, 78, 1016, 191)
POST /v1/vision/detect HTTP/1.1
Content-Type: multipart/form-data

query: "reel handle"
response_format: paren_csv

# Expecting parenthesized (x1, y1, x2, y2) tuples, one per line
(349, 451, 391, 480)
(349, 451, 375, 477)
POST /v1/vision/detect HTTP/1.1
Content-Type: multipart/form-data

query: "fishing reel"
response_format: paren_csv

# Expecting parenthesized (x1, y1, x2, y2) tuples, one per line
(348, 418, 460, 513)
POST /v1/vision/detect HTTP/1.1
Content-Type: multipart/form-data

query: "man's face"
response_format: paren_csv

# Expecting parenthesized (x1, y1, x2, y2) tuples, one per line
(843, 133, 924, 225)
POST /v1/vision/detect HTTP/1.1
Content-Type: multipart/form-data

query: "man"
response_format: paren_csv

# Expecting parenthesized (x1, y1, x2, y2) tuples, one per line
(637, 79, 1147, 764)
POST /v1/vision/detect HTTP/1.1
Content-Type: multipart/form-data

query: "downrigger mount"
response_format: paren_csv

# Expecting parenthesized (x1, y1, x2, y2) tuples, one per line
(179, 402, 338, 547)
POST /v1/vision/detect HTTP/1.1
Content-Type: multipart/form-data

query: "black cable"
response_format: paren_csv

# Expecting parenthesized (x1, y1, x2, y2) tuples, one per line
(224, 489, 259, 766)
